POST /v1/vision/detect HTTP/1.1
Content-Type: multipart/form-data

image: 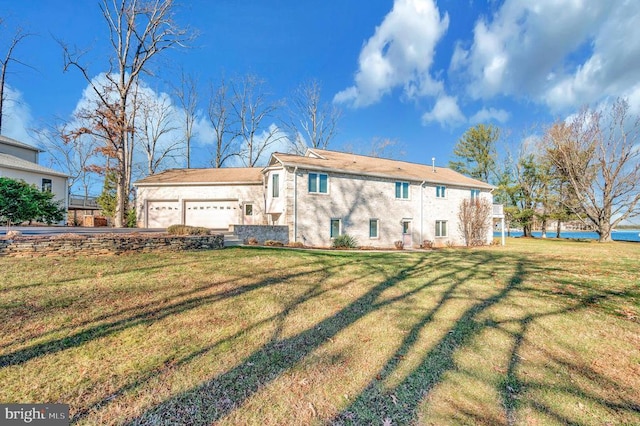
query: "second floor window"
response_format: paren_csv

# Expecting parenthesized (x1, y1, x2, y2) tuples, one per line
(395, 181, 409, 199)
(42, 179, 52, 192)
(272, 174, 280, 198)
(436, 185, 446, 198)
(309, 173, 328, 193)
(471, 189, 481, 200)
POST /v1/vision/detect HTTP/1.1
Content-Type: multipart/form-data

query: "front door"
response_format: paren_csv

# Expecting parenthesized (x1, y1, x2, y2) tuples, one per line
(402, 220, 412, 247)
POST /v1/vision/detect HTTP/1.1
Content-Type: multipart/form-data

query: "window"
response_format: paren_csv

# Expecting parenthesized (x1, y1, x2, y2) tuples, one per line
(402, 221, 410, 234)
(245, 204, 253, 216)
(330, 219, 341, 238)
(42, 179, 52, 192)
(395, 181, 409, 199)
(272, 174, 280, 198)
(369, 219, 379, 238)
(435, 220, 447, 237)
(471, 189, 481, 200)
(308, 173, 328, 193)
(436, 185, 446, 198)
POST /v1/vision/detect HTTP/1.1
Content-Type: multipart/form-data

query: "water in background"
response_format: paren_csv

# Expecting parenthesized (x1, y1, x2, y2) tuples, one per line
(494, 230, 640, 242)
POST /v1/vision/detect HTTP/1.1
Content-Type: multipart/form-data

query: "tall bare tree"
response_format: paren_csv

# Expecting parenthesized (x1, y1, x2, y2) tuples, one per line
(286, 79, 341, 154)
(174, 70, 198, 168)
(33, 121, 100, 199)
(61, 0, 191, 227)
(231, 74, 284, 167)
(207, 77, 238, 168)
(0, 19, 32, 135)
(543, 99, 640, 242)
(137, 90, 179, 175)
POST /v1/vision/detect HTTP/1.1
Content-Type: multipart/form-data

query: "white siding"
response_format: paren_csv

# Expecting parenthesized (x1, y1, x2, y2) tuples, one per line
(136, 183, 264, 229)
(287, 169, 494, 248)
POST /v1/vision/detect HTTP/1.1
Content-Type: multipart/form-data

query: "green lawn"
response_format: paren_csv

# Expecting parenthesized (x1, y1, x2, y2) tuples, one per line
(0, 239, 638, 425)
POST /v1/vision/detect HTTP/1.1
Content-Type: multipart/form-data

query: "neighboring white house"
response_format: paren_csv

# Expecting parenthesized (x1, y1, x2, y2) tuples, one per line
(135, 149, 497, 247)
(0, 135, 69, 225)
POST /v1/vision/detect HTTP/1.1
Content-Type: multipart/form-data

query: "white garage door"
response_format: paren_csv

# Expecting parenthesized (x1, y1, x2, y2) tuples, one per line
(184, 200, 239, 229)
(146, 200, 180, 228)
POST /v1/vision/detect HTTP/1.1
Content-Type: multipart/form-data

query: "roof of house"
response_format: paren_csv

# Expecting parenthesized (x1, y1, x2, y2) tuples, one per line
(270, 148, 494, 189)
(134, 167, 264, 186)
(0, 152, 68, 178)
(0, 134, 43, 152)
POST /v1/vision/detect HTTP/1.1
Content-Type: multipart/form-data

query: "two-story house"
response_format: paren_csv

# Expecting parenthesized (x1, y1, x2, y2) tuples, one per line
(0, 135, 68, 225)
(263, 149, 494, 247)
(135, 149, 496, 247)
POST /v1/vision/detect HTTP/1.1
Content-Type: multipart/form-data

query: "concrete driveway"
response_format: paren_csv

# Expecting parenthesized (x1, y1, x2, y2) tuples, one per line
(0, 226, 166, 236)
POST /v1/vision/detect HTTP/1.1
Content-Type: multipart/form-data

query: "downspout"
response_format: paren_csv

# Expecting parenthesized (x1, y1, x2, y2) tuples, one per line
(420, 181, 426, 245)
(293, 166, 298, 242)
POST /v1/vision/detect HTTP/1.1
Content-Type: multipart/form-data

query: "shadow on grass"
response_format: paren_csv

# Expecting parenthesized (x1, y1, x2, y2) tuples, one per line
(124, 251, 500, 425)
(0, 252, 364, 369)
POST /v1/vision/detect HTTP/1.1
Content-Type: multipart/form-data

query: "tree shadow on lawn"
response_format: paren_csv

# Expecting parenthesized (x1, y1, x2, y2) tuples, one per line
(0, 250, 326, 351)
(126, 247, 640, 426)
(124, 250, 505, 425)
(0, 253, 363, 369)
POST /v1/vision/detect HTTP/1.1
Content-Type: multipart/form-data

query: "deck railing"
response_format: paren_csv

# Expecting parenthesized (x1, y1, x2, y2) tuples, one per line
(69, 195, 100, 209)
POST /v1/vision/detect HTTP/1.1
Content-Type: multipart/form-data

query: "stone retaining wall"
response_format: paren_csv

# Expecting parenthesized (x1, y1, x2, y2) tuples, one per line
(230, 225, 289, 244)
(0, 234, 224, 257)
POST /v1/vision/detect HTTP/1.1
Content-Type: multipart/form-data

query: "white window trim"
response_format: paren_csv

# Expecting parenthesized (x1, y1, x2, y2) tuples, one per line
(436, 185, 447, 199)
(330, 218, 342, 239)
(395, 181, 410, 200)
(435, 220, 448, 238)
(369, 218, 379, 239)
(308, 172, 329, 194)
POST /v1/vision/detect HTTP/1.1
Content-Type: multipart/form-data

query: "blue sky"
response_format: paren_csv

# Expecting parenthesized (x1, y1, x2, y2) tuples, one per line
(2, 0, 640, 187)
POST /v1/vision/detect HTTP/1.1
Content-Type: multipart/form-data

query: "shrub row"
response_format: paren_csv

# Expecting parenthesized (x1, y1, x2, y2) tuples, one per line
(167, 224, 211, 236)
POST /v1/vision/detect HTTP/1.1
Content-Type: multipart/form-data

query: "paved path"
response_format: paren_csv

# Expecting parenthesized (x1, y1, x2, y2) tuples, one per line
(0, 226, 166, 236)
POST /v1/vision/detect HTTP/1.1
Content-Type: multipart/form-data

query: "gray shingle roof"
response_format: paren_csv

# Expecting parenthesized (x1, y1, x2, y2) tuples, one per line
(0, 134, 42, 152)
(0, 153, 68, 178)
(134, 167, 264, 186)
(271, 148, 494, 189)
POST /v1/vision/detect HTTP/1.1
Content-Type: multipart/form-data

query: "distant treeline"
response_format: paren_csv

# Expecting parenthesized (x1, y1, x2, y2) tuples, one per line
(616, 224, 640, 230)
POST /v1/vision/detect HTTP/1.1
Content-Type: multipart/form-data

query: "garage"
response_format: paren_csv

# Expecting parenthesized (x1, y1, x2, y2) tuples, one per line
(146, 200, 180, 228)
(184, 200, 239, 229)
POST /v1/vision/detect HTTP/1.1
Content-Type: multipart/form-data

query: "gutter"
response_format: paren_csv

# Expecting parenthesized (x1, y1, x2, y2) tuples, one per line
(420, 180, 426, 244)
(293, 166, 298, 242)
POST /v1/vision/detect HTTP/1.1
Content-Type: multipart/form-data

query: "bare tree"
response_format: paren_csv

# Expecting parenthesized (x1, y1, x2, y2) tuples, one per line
(0, 20, 32, 134)
(543, 99, 640, 242)
(60, 0, 191, 227)
(33, 121, 100, 199)
(207, 76, 239, 168)
(231, 74, 284, 167)
(137, 90, 179, 175)
(286, 79, 341, 154)
(174, 70, 198, 168)
(458, 198, 492, 246)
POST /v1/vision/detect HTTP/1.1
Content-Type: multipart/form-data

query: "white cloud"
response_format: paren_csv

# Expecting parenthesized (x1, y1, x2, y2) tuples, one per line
(334, 0, 449, 107)
(2, 85, 36, 145)
(421, 95, 465, 127)
(469, 107, 510, 124)
(453, 1, 640, 112)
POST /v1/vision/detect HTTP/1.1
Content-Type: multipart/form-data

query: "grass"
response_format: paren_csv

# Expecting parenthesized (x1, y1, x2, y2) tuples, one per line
(0, 238, 638, 425)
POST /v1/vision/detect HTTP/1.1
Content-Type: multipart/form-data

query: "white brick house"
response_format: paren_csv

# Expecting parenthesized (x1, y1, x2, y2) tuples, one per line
(263, 149, 494, 248)
(135, 149, 496, 247)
